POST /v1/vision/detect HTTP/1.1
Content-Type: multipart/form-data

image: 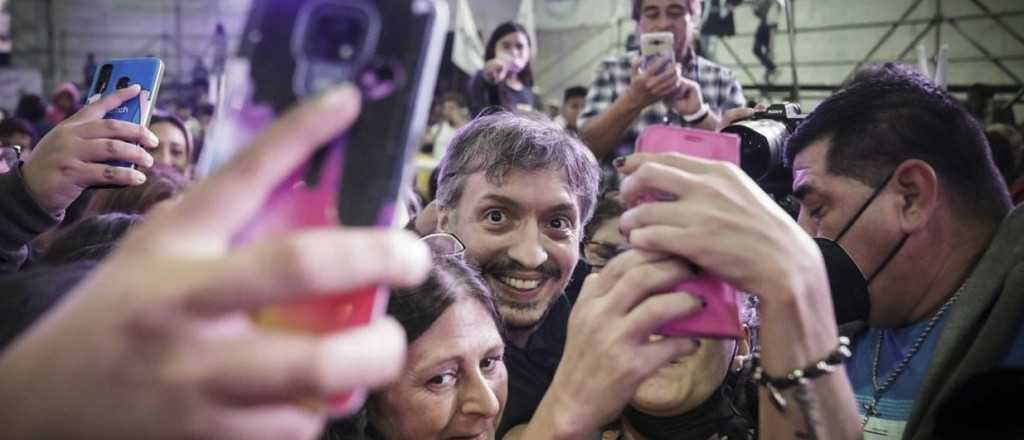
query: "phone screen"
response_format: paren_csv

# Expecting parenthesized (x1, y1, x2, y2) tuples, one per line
(212, 0, 449, 415)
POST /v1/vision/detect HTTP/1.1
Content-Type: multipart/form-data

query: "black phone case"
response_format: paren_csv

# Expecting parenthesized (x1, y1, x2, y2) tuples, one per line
(239, 0, 447, 226)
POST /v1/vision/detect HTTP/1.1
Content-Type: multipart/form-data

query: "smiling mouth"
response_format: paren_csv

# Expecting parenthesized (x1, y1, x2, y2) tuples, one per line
(496, 275, 542, 291)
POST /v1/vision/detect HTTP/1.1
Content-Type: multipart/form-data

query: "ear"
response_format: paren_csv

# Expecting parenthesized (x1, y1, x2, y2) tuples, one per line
(435, 203, 452, 234)
(891, 159, 939, 234)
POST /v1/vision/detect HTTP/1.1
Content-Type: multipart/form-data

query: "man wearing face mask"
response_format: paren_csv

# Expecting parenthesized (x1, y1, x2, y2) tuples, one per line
(608, 62, 1024, 440)
(784, 63, 1024, 439)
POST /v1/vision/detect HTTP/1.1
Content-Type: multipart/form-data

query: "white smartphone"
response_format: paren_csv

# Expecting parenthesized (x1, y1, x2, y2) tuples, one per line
(640, 32, 675, 74)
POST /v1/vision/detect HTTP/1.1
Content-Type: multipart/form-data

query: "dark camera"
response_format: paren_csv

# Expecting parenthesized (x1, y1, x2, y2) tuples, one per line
(723, 102, 806, 215)
(94, 64, 114, 94)
(292, 1, 380, 96)
(116, 76, 131, 89)
(305, 8, 369, 62)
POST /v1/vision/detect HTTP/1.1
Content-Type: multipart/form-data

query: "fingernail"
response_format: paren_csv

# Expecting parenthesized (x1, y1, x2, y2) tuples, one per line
(143, 152, 154, 168)
(612, 157, 626, 168)
(146, 130, 159, 146)
(133, 171, 147, 184)
(700, 298, 708, 308)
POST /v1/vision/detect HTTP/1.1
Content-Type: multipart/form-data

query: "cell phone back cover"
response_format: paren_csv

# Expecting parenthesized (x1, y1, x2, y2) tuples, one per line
(85, 57, 163, 126)
(635, 125, 742, 339)
(219, 0, 448, 414)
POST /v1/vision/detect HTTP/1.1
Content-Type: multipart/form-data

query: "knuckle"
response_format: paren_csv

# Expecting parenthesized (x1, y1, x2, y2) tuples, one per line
(57, 161, 77, 179)
(103, 118, 120, 132)
(633, 162, 660, 183)
(106, 139, 119, 155)
(275, 237, 321, 292)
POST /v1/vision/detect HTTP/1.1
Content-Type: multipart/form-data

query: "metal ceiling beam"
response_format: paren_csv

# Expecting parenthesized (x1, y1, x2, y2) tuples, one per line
(947, 19, 1023, 85)
(1004, 87, 1024, 111)
(896, 20, 938, 61)
(970, 0, 1024, 48)
(848, 0, 927, 78)
(727, 11, 1024, 38)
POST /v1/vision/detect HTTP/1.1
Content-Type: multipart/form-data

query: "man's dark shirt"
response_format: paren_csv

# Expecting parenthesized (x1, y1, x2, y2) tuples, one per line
(497, 260, 589, 437)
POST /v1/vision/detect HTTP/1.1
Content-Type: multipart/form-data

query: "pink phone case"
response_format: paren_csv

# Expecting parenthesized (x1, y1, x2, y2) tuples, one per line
(634, 125, 743, 339)
(232, 145, 386, 414)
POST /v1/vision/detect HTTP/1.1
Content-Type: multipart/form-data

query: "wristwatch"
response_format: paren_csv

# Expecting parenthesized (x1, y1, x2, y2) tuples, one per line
(683, 103, 710, 125)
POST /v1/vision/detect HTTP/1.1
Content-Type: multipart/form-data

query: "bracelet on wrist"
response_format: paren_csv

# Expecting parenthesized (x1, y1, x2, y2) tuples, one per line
(682, 103, 710, 124)
(751, 336, 852, 412)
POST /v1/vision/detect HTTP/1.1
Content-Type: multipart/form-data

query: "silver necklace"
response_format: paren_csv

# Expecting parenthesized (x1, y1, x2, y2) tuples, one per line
(861, 287, 963, 426)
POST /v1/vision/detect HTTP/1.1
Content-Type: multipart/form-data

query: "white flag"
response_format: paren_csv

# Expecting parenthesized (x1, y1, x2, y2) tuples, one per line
(916, 44, 931, 78)
(515, 0, 538, 58)
(934, 45, 949, 90)
(452, 0, 485, 74)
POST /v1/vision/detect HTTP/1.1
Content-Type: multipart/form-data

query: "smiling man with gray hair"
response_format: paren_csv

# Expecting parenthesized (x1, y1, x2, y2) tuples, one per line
(431, 111, 600, 435)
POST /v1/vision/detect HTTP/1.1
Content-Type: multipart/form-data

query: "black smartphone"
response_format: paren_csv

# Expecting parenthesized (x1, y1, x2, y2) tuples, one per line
(220, 0, 449, 415)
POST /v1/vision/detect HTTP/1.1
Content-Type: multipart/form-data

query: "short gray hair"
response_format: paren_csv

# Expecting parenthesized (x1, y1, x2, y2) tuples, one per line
(435, 112, 601, 224)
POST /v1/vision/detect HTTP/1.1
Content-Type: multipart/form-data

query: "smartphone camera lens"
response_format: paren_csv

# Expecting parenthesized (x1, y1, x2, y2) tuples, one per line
(116, 76, 131, 89)
(307, 7, 368, 62)
(95, 64, 113, 93)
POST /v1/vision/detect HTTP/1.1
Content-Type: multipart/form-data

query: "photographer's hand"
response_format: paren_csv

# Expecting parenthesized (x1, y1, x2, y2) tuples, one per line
(0, 85, 431, 440)
(581, 56, 681, 160)
(626, 56, 682, 109)
(515, 250, 701, 440)
(615, 153, 861, 439)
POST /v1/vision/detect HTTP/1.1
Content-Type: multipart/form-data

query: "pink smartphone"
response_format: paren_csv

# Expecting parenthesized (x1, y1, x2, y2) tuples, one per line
(633, 125, 743, 339)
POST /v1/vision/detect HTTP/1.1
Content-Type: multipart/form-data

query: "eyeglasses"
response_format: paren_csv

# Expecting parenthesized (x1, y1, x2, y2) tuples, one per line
(420, 232, 466, 258)
(583, 240, 630, 271)
(0, 145, 21, 167)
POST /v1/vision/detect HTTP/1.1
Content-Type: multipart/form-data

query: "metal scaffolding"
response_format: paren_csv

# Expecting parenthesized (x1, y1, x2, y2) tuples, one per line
(732, 0, 1024, 102)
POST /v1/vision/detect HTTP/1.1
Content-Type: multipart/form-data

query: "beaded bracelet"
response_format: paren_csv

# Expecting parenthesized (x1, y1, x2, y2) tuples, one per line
(751, 336, 852, 412)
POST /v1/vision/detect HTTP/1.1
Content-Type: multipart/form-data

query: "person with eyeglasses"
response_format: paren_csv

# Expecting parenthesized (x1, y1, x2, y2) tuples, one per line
(0, 117, 38, 161)
(0, 144, 20, 174)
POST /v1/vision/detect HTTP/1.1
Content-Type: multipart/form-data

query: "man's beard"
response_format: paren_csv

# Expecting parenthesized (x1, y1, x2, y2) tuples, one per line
(481, 254, 565, 330)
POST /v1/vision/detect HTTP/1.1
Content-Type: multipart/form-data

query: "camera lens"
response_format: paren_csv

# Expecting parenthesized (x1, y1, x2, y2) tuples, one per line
(116, 76, 131, 89)
(95, 64, 113, 93)
(723, 119, 788, 181)
(307, 8, 368, 62)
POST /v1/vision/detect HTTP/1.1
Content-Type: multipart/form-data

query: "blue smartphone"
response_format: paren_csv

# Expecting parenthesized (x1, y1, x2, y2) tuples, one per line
(85, 57, 165, 169)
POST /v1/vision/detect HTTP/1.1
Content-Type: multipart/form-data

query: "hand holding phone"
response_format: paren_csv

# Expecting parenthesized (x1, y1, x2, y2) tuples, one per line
(632, 125, 743, 339)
